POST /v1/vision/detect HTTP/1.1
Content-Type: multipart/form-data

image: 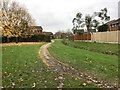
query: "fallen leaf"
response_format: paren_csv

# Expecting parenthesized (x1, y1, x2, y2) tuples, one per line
(82, 83, 86, 86)
(32, 83, 36, 87)
(12, 82, 15, 86)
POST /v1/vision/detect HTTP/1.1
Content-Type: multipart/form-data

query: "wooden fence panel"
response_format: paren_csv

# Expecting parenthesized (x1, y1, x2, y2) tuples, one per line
(92, 31, 119, 43)
(69, 31, 119, 43)
(74, 33, 91, 40)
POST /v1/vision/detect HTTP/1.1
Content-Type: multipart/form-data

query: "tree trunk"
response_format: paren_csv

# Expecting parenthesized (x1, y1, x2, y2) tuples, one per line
(87, 26, 89, 32)
(7, 37, 9, 43)
(16, 37, 18, 43)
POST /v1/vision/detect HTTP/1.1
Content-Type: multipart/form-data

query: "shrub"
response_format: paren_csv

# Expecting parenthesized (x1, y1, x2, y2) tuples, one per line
(2, 34, 51, 43)
(98, 24, 109, 32)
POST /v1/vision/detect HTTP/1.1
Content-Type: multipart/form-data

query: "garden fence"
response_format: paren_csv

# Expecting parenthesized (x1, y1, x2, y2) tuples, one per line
(70, 31, 119, 43)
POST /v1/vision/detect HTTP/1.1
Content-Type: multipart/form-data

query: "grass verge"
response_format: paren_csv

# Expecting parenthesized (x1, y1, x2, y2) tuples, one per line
(48, 39, 118, 85)
(2, 43, 59, 88)
(63, 74, 98, 88)
(62, 39, 118, 56)
(2, 43, 98, 88)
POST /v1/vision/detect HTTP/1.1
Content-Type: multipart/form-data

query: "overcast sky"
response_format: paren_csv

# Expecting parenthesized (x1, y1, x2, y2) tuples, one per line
(17, 0, 119, 33)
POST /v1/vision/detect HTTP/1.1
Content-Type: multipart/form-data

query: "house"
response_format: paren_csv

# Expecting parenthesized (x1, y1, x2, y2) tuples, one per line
(107, 18, 120, 31)
(31, 26, 43, 34)
(73, 29, 84, 34)
(43, 31, 53, 35)
(43, 31, 53, 39)
(34, 26, 43, 34)
(54, 31, 73, 39)
(54, 32, 63, 39)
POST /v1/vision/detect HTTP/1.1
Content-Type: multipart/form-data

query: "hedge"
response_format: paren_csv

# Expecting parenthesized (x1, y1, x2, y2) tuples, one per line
(2, 34, 51, 43)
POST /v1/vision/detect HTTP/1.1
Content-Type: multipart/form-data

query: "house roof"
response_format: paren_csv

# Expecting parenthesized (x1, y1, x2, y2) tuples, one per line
(31, 26, 43, 30)
(43, 32, 53, 35)
(34, 26, 43, 30)
(107, 18, 120, 25)
(54, 32, 62, 36)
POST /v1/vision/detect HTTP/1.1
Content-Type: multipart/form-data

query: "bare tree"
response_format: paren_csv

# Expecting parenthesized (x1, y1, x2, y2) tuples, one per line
(72, 8, 110, 33)
(85, 14, 93, 32)
(72, 12, 83, 34)
(95, 8, 110, 24)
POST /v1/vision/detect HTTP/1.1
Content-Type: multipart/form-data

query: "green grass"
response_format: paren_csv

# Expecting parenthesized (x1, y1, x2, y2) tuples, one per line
(48, 39, 118, 85)
(62, 39, 118, 56)
(2, 43, 97, 88)
(0, 46, 2, 87)
(63, 74, 98, 88)
(2, 44, 58, 88)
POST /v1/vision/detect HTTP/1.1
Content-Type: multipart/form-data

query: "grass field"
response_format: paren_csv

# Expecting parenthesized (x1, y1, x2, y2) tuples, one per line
(2, 43, 97, 88)
(62, 39, 118, 56)
(48, 39, 118, 85)
(63, 74, 97, 88)
(2, 43, 59, 88)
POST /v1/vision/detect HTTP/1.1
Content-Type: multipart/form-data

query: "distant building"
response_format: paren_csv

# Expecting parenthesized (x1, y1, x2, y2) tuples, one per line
(107, 18, 120, 31)
(54, 32, 63, 39)
(54, 31, 73, 39)
(34, 26, 43, 33)
(43, 31, 53, 39)
(73, 29, 84, 34)
(31, 26, 43, 34)
(43, 31, 53, 35)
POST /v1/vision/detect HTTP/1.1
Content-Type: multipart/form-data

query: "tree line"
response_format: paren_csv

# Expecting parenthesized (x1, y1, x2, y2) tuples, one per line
(72, 8, 110, 34)
(0, 0, 36, 43)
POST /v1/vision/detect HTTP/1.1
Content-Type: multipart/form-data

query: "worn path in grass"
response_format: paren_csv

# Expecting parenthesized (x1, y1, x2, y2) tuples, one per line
(1, 42, 43, 47)
(39, 40, 117, 88)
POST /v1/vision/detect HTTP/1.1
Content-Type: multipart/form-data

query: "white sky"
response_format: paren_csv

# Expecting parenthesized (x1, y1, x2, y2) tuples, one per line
(16, 0, 119, 33)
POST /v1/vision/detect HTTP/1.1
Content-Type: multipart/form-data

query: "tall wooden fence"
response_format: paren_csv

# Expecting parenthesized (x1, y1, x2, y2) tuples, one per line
(72, 33, 91, 40)
(91, 31, 119, 43)
(69, 31, 119, 43)
(69, 33, 91, 40)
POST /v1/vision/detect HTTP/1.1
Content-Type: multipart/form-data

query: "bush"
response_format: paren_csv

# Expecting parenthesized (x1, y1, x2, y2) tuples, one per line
(98, 24, 109, 32)
(2, 34, 51, 43)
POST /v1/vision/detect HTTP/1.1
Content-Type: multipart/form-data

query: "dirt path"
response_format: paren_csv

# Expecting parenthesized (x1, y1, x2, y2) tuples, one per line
(39, 40, 117, 88)
(1, 42, 43, 47)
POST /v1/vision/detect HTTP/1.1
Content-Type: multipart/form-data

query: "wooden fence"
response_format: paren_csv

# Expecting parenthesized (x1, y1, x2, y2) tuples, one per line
(74, 33, 91, 40)
(69, 33, 91, 41)
(69, 31, 119, 43)
(91, 31, 119, 43)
